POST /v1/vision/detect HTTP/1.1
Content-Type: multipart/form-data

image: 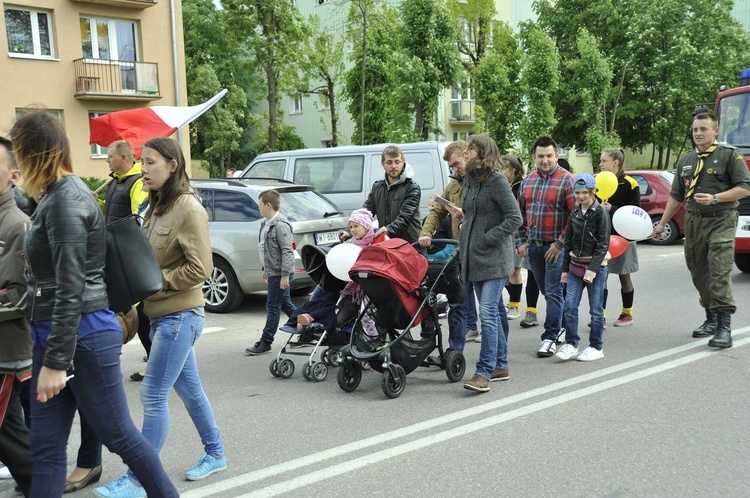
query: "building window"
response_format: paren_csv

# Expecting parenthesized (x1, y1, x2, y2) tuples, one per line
(89, 112, 109, 158)
(4, 6, 54, 58)
(317, 0, 329, 5)
(452, 131, 471, 141)
(291, 94, 303, 114)
(15, 108, 63, 126)
(80, 16, 138, 61)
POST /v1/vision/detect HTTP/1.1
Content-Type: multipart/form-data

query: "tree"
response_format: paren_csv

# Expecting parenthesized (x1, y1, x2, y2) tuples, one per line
(517, 25, 560, 162)
(472, 22, 522, 152)
(446, 0, 497, 71)
(344, 2, 402, 144)
(183, 0, 253, 174)
(398, 0, 461, 140)
(299, 16, 346, 147)
(223, 0, 310, 151)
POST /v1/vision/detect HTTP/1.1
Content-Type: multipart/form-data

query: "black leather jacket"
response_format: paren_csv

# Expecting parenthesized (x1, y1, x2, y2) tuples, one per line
(25, 175, 109, 370)
(562, 200, 611, 273)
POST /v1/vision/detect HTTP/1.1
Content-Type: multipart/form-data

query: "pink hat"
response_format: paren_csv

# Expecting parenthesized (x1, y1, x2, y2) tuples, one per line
(349, 209, 374, 231)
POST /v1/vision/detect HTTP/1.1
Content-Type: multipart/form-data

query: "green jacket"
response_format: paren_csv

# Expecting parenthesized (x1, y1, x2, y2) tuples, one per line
(420, 175, 464, 240)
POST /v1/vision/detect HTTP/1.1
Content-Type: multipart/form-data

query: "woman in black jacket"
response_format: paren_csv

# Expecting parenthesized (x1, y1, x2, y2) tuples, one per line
(10, 112, 177, 498)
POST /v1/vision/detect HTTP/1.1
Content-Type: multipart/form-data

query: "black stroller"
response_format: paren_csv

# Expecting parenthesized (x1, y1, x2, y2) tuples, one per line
(336, 238, 466, 398)
(269, 244, 351, 382)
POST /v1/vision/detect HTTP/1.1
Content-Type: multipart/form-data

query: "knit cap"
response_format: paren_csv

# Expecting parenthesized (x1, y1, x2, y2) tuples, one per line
(349, 209, 374, 231)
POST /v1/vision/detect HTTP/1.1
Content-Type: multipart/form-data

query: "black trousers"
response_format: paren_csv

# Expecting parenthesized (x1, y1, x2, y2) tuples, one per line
(0, 376, 32, 497)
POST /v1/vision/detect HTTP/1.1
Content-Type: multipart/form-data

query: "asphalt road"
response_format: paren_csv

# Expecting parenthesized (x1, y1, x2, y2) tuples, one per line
(2, 242, 749, 497)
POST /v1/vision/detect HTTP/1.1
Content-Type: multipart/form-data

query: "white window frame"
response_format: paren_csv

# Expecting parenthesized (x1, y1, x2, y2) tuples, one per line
(15, 108, 63, 126)
(79, 16, 139, 62)
(89, 111, 109, 158)
(4, 6, 55, 59)
(291, 93, 303, 114)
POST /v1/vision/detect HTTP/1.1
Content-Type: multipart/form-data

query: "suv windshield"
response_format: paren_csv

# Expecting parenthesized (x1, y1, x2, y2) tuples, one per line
(279, 189, 343, 222)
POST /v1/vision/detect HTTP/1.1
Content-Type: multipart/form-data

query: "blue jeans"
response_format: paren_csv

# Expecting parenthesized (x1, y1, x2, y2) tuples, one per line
(446, 298, 466, 352)
(527, 243, 565, 341)
(464, 281, 478, 331)
(76, 411, 101, 468)
(564, 266, 608, 350)
(473, 278, 508, 379)
(261, 274, 296, 344)
(128, 309, 223, 483)
(29, 330, 177, 497)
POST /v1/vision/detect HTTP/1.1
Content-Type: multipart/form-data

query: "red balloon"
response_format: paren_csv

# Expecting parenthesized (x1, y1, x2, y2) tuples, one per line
(609, 235, 629, 259)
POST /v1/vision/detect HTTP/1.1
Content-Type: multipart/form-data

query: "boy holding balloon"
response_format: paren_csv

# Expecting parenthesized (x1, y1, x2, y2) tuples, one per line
(246, 189, 297, 355)
(556, 174, 611, 362)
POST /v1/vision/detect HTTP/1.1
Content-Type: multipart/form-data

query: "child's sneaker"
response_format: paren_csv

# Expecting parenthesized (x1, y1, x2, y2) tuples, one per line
(185, 454, 227, 481)
(93, 475, 145, 498)
(506, 304, 520, 320)
(577, 346, 604, 362)
(613, 313, 633, 327)
(554, 343, 579, 361)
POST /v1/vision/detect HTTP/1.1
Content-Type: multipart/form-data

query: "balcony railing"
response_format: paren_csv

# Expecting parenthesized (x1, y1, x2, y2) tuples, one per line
(69, 0, 156, 9)
(450, 99, 474, 123)
(74, 58, 161, 101)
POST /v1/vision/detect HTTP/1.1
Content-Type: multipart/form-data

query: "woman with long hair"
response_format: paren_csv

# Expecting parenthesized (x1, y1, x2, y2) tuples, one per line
(95, 137, 226, 497)
(598, 148, 640, 327)
(9, 112, 178, 497)
(459, 134, 522, 393)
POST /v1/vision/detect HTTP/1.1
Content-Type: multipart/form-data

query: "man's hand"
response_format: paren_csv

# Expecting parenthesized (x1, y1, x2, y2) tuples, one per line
(375, 227, 388, 237)
(262, 270, 268, 283)
(338, 230, 351, 242)
(280, 275, 290, 290)
(445, 203, 463, 219)
(418, 236, 433, 247)
(544, 244, 562, 263)
(517, 243, 529, 259)
(651, 223, 665, 239)
(36, 366, 68, 403)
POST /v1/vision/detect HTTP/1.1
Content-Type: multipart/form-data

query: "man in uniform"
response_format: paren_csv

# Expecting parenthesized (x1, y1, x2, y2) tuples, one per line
(653, 112, 750, 348)
(363, 145, 421, 243)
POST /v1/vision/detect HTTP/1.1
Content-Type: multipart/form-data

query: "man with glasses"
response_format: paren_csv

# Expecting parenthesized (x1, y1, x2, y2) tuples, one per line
(363, 145, 421, 243)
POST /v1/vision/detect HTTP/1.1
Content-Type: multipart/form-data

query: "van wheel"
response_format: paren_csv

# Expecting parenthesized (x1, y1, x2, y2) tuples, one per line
(203, 258, 244, 313)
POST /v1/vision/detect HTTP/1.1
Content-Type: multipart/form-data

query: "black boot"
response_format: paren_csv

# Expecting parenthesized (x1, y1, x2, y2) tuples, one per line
(708, 312, 732, 348)
(692, 310, 717, 338)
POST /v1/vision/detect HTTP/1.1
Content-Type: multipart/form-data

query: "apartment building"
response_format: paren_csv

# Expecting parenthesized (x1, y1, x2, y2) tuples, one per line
(1, 0, 189, 179)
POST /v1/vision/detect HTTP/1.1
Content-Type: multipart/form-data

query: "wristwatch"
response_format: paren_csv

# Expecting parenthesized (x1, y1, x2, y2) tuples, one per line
(712, 194, 719, 205)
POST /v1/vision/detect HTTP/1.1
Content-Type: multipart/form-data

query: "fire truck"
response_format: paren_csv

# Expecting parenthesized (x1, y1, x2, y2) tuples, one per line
(713, 68, 750, 272)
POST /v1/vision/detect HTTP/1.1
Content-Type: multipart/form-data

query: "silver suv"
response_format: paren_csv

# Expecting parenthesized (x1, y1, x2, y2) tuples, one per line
(192, 178, 348, 313)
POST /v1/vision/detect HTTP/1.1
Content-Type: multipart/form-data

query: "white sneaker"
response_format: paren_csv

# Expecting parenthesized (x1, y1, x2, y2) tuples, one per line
(554, 343, 579, 361)
(537, 339, 556, 357)
(465, 328, 479, 341)
(474, 332, 482, 343)
(0, 466, 11, 479)
(577, 346, 604, 361)
(506, 304, 520, 320)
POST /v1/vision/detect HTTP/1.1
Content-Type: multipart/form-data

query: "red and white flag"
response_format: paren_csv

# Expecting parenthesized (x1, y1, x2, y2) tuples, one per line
(89, 89, 228, 157)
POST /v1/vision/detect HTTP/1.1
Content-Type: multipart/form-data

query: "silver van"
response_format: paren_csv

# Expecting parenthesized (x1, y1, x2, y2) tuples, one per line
(240, 142, 452, 217)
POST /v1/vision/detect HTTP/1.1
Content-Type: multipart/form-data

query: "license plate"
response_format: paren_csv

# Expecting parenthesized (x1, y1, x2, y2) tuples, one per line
(315, 231, 339, 245)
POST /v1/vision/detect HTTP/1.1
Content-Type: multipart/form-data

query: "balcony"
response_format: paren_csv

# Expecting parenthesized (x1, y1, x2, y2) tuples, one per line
(69, 0, 156, 9)
(74, 58, 161, 101)
(450, 99, 474, 123)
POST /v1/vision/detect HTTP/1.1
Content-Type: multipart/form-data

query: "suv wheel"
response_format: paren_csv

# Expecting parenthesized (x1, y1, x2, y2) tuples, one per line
(203, 258, 244, 313)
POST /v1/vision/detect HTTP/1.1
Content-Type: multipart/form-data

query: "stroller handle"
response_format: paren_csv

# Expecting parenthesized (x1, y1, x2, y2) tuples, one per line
(412, 238, 458, 248)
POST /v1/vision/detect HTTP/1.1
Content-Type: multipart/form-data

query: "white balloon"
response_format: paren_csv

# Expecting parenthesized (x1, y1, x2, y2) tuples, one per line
(325, 243, 362, 282)
(612, 206, 653, 241)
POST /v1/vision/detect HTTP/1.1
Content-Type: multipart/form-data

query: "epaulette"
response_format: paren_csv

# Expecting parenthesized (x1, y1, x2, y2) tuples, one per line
(623, 175, 639, 190)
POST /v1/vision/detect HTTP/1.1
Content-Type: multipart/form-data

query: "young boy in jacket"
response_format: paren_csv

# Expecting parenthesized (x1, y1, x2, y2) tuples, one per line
(556, 174, 611, 362)
(246, 189, 297, 355)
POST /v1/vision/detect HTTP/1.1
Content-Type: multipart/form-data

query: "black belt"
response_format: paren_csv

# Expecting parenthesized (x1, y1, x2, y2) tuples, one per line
(529, 240, 556, 246)
(686, 210, 733, 218)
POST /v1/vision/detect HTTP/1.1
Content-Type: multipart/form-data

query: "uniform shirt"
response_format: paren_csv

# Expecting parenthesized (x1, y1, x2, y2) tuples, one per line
(671, 144, 750, 213)
(516, 165, 576, 249)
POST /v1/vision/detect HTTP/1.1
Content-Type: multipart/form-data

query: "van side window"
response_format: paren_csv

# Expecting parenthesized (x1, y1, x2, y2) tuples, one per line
(368, 152, 435, 189)
(246, 160, 285, 179)
(213, 190, 262, 222)
(295, 155, 364, 194)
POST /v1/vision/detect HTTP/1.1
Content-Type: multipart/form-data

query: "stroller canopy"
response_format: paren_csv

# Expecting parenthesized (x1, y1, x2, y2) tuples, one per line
(301, 244, 347, 293)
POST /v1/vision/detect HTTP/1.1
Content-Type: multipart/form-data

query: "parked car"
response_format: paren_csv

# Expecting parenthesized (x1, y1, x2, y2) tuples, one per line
(625, 170, 686, 245)
(192, 178, 348, 313)
(240, 141, 452, 217)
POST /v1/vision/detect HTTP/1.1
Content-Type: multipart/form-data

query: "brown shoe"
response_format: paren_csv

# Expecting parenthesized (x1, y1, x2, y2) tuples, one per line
(463, 374, 490, 393)
(490, 368, 509, 382)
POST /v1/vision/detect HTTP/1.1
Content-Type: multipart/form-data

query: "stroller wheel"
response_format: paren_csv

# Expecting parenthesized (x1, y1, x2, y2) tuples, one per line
(330, 350, 343, 367)
(302, 361, 313, 381)
(357, 359, 371, 370)
(444, 350, 466, 383)
(278, 359, 295, 379)
(381, 364, 406, 399)
(312, 362, 328, 382)
(269, 359, 281, 377)
(337, 360, 362, 392)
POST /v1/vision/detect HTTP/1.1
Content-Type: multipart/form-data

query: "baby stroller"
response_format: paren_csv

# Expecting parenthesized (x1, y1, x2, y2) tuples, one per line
(269, 244, 351, 382)
(336, 238, 466, 398)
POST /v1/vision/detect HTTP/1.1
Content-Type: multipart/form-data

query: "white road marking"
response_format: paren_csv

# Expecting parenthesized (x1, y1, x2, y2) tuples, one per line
(182, 327, 750, 498)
